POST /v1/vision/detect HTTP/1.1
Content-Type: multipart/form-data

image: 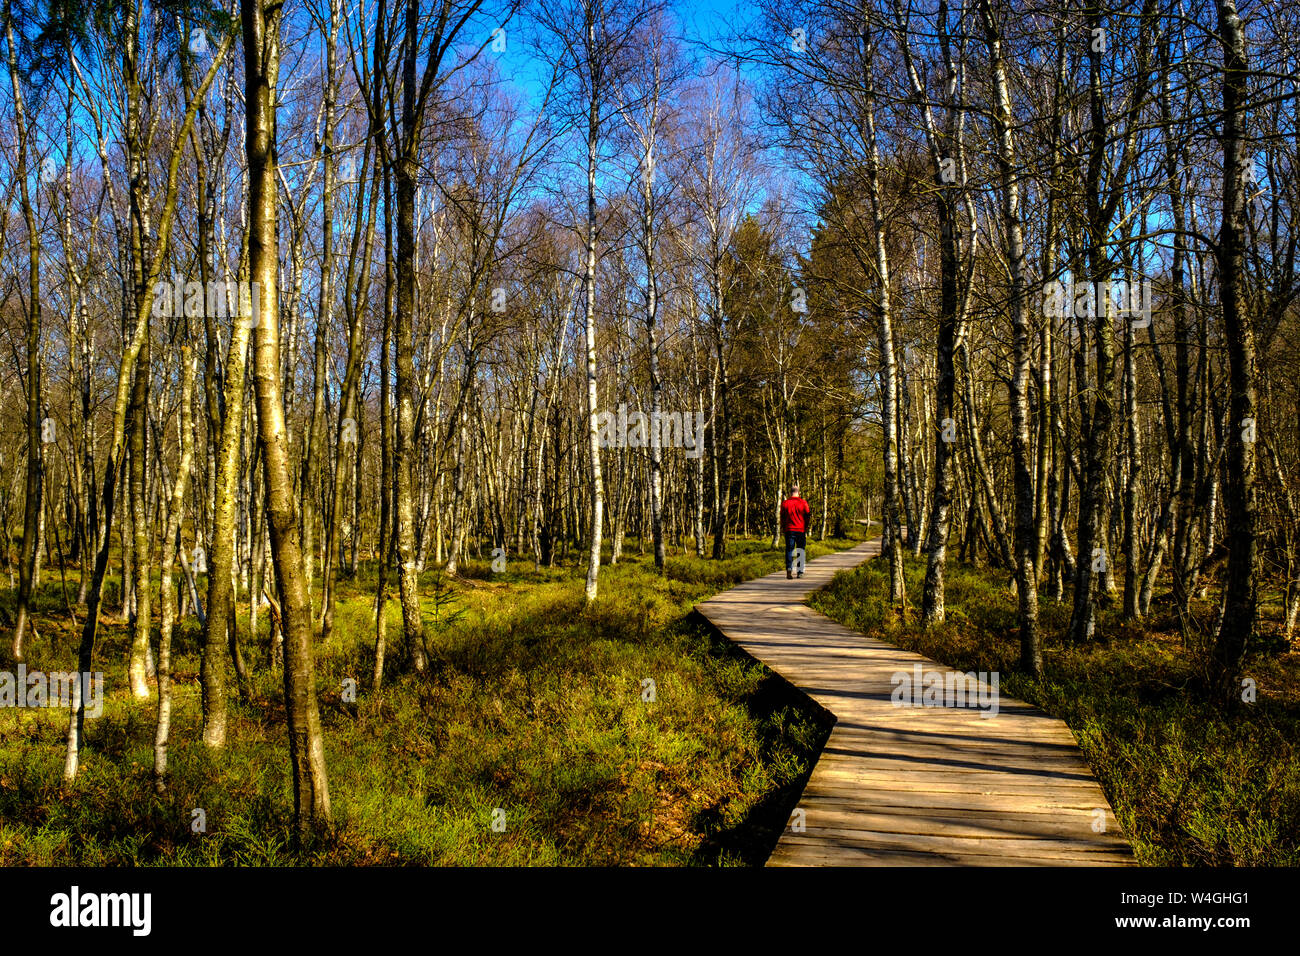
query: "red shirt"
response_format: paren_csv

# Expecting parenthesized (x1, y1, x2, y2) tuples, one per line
(780, 496, 811, 533)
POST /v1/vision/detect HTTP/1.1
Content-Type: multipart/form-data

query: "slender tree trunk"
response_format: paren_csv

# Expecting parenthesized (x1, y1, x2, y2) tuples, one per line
(643, 147, 665, 570)
(393, 0, 427, 663)
(322, 118, 378, 643)
(243, 0, 331, 834)
(905, 0, 964, 625)
(1210, 0, 1258, 700)
(6, 20, 43, 663)
(374, 147, 396, 687)
(1069, 1, 1117, 644)
(1122, 281, 1142, 620)
(1160, 36, 1197, 626)
(154, 346, 197, 791)
(202, 263, 253, 746)
(861, 27, 905, 606)
(582, 31, 605, 601)
(981, 0, 1040, 673)
(127, 324, 152, 698)
(302, 2, 340, 610)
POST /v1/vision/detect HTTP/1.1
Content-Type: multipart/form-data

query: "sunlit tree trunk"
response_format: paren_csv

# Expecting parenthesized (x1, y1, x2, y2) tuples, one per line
(242, 0, 331, 833)
(302, 2, 341, 609)
(127, 321, 152, 698)
(581, 5, 605, 600)
(154, 345, 197, 791)
(981, 0, 1040, 673)
(860, 26, 904, 606)
(393, 0, 427, 664)
(202, 261, 253, 748)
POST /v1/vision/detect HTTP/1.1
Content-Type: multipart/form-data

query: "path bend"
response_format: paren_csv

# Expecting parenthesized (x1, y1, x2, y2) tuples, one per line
(695, 538, 1134, 866)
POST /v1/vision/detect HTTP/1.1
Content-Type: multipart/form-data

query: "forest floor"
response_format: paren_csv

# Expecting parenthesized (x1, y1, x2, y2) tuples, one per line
(0, 536, 856, 865)
(810, 553, 1300, 866)
(4, 535, 1294, 866)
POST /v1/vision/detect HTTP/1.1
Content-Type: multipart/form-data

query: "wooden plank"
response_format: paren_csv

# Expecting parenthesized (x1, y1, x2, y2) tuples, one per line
(817, 738, 1094, 765)
(783, 803, 1121, 831)
(768, 841, 1130, 868)
(800, 777, 1110, 800)
(811, 751, 1100, 777)
(786, 788, 1118, 814)
(796, 779, 1118, 809)
(777, 827, 1133, 860)
(787, 806, 1128, 843)
(696, 538, 1133, 867)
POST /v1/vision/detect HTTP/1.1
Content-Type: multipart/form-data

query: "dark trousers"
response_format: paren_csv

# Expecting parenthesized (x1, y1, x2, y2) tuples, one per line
(784, 531, 806, 571)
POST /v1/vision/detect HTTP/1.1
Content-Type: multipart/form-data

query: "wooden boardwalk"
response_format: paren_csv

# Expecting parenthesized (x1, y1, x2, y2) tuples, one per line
(695, 539, 1133, 866)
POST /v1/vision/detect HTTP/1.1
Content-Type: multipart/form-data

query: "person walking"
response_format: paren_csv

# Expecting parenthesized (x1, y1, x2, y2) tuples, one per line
(780, 484, 811, 579)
